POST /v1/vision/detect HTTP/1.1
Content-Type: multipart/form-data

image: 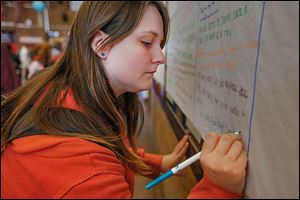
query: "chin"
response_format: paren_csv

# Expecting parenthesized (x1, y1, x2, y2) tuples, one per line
(144, 80, 153, 90)
(134, 81, 153, 93)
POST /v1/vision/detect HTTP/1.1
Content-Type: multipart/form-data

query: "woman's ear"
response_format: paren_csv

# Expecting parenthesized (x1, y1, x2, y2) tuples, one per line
(91, 31, 110, 58)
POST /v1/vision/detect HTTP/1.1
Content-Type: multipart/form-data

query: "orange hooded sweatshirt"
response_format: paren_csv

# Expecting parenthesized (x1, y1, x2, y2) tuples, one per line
(1, 89, 242, 198)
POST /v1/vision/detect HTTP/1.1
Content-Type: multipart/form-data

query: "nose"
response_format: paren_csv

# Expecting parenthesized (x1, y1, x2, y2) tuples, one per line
(152, 48, 165, 65)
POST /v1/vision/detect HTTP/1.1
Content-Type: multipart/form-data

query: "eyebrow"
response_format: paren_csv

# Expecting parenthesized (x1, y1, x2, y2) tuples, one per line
(138, 31, 163, 43)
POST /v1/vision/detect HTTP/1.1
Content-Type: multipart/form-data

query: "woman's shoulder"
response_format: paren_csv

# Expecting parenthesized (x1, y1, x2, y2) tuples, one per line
(2, 135, 128, 198)
(9, 135, 125, 173)
(9, 135, 121, 166)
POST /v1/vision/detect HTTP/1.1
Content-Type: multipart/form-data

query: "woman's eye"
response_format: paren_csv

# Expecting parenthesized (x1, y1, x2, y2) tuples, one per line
(142, 41, 152, 47)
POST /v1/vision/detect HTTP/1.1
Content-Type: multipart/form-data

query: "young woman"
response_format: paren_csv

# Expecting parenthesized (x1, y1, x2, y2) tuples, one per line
(1, 2, 247, 198)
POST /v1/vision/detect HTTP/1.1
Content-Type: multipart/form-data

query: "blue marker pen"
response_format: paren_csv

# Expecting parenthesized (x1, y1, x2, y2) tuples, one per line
(146, 152, 201, 190)
(145, 131, 241, 190)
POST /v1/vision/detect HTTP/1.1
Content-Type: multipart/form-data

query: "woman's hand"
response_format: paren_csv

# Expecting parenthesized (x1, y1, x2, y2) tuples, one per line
(200, 132, 247, 194)
(160, 135, 190, 173)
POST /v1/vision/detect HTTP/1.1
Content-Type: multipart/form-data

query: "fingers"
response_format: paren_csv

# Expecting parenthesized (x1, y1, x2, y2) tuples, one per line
(202, 132, 220, 153)
(200, 131, 248, 194)
(176, 141, 189, 159)
(214, 133, 241, 156)
(236, 150, 248, 169)
(225, 140, 243, 161)
(173, 135, 189, 154)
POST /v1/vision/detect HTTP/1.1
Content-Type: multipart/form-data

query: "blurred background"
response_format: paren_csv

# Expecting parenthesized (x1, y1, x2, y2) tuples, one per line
(1, 1, 81, 94)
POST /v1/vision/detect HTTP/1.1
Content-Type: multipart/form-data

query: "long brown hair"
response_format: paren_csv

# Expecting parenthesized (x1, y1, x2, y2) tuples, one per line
(1, 1, 169, 176)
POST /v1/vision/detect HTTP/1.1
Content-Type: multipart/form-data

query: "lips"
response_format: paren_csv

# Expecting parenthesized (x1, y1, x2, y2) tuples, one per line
(147, 69, 157, 74)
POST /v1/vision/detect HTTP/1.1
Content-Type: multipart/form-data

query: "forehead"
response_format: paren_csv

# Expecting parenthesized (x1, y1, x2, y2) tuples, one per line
(133, 5, 164, 40)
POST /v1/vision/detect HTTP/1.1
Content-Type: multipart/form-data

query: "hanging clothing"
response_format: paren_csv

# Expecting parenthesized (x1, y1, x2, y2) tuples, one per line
(1, 43, 21, 94)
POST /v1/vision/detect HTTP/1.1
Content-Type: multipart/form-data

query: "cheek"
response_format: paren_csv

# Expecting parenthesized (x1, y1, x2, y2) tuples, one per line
(114, 44, 150, 76)
(129, 54, 149, 74)
(106, 45, 151, 85)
